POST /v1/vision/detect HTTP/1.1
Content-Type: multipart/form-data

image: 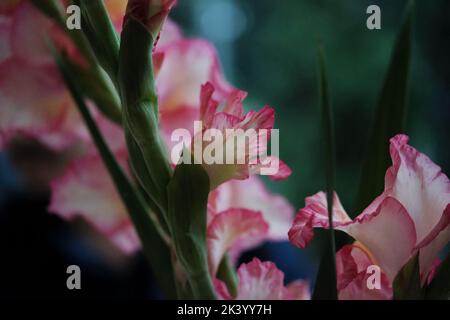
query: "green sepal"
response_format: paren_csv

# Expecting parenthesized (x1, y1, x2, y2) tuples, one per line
(76, 0, 120, 85)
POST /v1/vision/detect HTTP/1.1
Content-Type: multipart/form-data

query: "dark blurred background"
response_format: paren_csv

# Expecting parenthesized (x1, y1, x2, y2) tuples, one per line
(1, 0, 449, 298)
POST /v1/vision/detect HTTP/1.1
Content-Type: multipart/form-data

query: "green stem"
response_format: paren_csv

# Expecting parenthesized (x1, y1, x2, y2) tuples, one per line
(189, 273, 217, 300)
(77, 0, 120, 86)
(217, 255, 238, 297)
(312, 48, 337, 300)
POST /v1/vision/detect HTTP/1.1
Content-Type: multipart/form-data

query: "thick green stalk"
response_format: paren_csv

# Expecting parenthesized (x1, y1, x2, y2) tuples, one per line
(119, 18, 172, 214)
(217, 255, 238, 297)
(167, 164, 216, 299)
(54, 51, 177, 298)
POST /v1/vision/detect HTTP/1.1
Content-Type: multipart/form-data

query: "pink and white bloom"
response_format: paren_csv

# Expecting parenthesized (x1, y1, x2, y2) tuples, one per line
(0, 1, 173, 151)
(173, 82, 291, 189)
(46, 10, 290, 257)
(209, 176, 294, 241)
(157, 40, 234, 152)
(206, 185, 308, 301)
(215, 258, 310, 300)
(336, 244, 392, 300)
(49, 150, 140, 253)
(289, 134, 450, 298)
(0, 1, 86, 150)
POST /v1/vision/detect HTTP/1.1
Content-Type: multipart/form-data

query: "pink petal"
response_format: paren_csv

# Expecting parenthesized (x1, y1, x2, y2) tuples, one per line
(385, 134, 450, 245)
(365, 134, 450, 276)
(156, 39, 233, 112)
(336, 244, 392, 300)
(290, 192, 417, 281)
(93, 112, 127, 153)
(157, 18, 182, 46)
(214, 279, 232, 300)
(221, 89, 246, 118)
(249, 157, 292, 180)
(0, 59, 77, 150)
(199, 82, 219, 127)
(269, 159, 292, 180)
(235, 258, 285, 300)
(342, 197, 417, 281)
(159, 106, 199, 155)
(49, 151, 139, 253)
(207, 209, 269, 277)
(288, 191, 351, 249)
(283, 280, 311, 300)
(202, 95, 281, 186)
(416, 204, 450, 281)
(234, 258, 310, 300)
(238, 106, 275, 131)
(10, 2, 54, 66)
(210, 176, 294, 241)
(209, 112, 242, 131)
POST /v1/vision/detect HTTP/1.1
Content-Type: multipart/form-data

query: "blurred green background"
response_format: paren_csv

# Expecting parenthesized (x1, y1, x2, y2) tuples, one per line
(172, 0, 450, 280)
(172, 0, 449, 211)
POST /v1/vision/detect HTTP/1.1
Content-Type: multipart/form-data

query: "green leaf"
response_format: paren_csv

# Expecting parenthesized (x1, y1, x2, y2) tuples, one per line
(54, 50, 177, 299)
(354, 1, 414, 215)
(76, 0, 120, 85)
(312, 242, 338, 300)
(425, 252, 450, 300)
(393, 253, 423, 300)
(167, 164, 216, 300)
(119, 18, 172, 214)
(312, 48, 337, 300)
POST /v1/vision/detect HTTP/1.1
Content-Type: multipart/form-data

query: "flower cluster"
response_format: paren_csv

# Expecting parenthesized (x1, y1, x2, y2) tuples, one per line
(0, 0, 304, 300)
(289, 134, 450, 299)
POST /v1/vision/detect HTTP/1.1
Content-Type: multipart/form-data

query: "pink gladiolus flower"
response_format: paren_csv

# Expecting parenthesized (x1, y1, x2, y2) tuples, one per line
(206, 177, 296, 289)
(157, 39, 232, 113)
(215, 258, 310, 300)
(157, 39, 234, 152)
(0, 2, 85, 150)
(336, 244, 392, 300)
(49, 150, 140, 253)
(209, 176, 294, 241)
(177, 82, 291, 189)
(47, 14, 284, 257)
(207, 209, 269, 276)
(289, 134, 450, 298)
